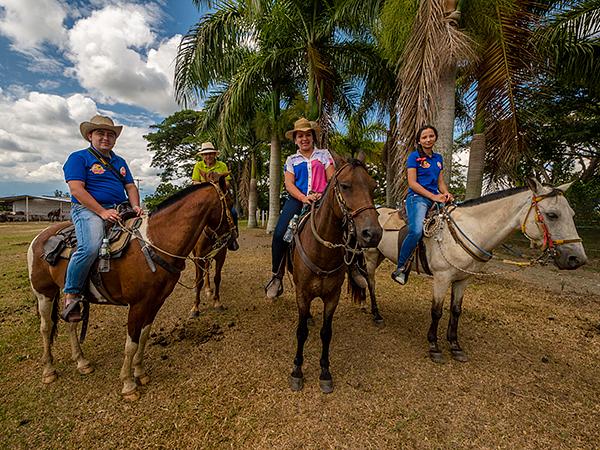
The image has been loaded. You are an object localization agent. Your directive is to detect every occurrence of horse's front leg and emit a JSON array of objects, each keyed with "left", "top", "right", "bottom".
[
  {"left": 67, "top": 321, "right": 94, "bottom": 375},
  {"left": 319, "top": 291, "right": 340, "bottom": 394},
  {"left": 212, "top": 254, "right": 225, "bottom": 310},
  {"left": 190, "top": 261, "right": 205, "bottom": 318},
  {"left": 367, "top": 253, "right": 384, "bottom": 324},
  {"left": 132, "top": 322, "right": 153, "bottom": 386},
  {"left": 428, "top": 277, "right": 450, "bottom": 363},
  {"left": 203, "top": 261, "right": 214, "bottom": 304},
  {"left": 120, "top": 303, "right": 152, "bottom": 401},
  {"left": 447, "top": 278, "right": 469, "bottom": 362},
  {"left": 290, "top": 291, "right": 311, "bottom": 392}
]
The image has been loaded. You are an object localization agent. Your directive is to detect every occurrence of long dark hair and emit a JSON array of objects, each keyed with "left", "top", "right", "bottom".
[{"left": 415, "top": 125, "right": 438, "bottom": 158}]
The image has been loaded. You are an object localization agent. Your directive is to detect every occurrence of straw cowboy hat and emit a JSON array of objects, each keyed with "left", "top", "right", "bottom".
[
  {"left": 198, "top": 142, "right": 219, "bottom": 155},
  {"left": 285, "top": 117, "right": 321, "bottom": 140},
  {"left": 79, "top": 115, "right": 123, "bottom": 141}
]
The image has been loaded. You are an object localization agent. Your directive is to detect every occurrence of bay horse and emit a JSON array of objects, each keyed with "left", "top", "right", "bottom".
[
  {"left": 27, "top": 178, "right": 234, "bottom": 400},
  {"left": 352, "top": 178, "right": 587, "bottom": 363},
  {"left": 47, "top": 208, "right": 61, "bottom": 222},
  {"left": 190, "top": 172, "right": 237, "bottom": 316},
  {"left": 289, "top": 154, "right": 382, "bottom": 393}
]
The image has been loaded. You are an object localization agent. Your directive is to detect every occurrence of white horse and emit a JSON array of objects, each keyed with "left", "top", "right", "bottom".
[{"left": 352, "top": 179, "right": 587, "bottom": 363}]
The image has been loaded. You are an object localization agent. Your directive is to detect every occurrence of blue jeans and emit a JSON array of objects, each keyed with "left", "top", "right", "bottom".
[
  {"left": 63, "top": 204, "right": 106, "bottom": 294},
  {"left": 397, "top": 194, "right": 433, "bottom": 270},
  {"left": 271, "top": 196, "right": 303, "bottom": 274}
]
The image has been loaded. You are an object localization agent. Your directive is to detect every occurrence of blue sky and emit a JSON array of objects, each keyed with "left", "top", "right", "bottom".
[{"left": 0, "top": 0, "right": 207, "bottom": 198}]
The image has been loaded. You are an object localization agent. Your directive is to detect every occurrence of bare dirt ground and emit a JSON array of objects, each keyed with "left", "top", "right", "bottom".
[{"left": 1, "top": 223, "right": 599, "bottom": 449}]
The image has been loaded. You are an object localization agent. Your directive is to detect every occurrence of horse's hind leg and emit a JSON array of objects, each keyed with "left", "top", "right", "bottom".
[
  {"left": 428, "top": 277, "right": 450, "bottom": 363},
  {"left": 36, "top": 290, "right": 59, "bottom": 383},
  {"left": 318, "top": 291, "right": 340, "bottom": 394},
  {"left": 290, "top": 293, "right": 311, "bottom": 392},
  {"left": 447, "top": 278, "right": 469, "bottom": 362},
  {"left": 66, "top": 321, "right": 93, "bottom": 375}
]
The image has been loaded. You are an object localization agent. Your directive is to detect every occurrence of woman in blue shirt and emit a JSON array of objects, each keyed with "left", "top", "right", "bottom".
[{"left": 391, "top": 125, "right": 454, "bottom": 284}]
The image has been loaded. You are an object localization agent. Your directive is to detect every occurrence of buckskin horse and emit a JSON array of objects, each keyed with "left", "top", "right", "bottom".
[
  {"left": 288, "top": 154, "right": 382, "bottom": 393},
  {"left": 190, "top": 172, "right": 238, "bottom": 316},
  {"left": 27, "top": 178, "right": 234, "bottom": 400},
  {"left": 351, "top": 179, "right": 587, "bottom": 363}
]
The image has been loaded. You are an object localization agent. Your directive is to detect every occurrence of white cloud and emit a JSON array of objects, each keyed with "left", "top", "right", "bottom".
[
  {"left": 0, "top": 89, "right": 160, "bottom": 193},
  {"left": 0, "top": 0, "right": 68, "bottom": 51},
  {"left": 65, "top": 3, "right": 180, "bottom": 115}
]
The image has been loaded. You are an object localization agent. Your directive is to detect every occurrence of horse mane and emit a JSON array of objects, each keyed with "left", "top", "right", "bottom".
[
  {"left": 149, "top": 182, "right": 213, "bottom": 215},
  {"left": 457, "top": 186, "right": 528, "bottom": 208}
]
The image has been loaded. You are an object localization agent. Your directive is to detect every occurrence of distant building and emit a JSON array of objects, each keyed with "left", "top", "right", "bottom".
[{"left": 0, "top": 195, "right": 71, "bottom": 222}]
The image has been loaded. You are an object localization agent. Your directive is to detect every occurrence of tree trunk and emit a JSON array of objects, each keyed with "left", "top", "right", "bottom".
[
  {"left": 434, "top": 66, "right": 457, "bottom": 186},
  {"left": 385, "top": 110, "right": 398, "bottom": 206},
  {"left": 465, "top": 133, "right": 486, "bottom": 199},
  {"left": 247, "top": 152, "right": 258, "bottom": 228},
  {"left": 266, "top": 132, "right": 281, "bottom": 233}
]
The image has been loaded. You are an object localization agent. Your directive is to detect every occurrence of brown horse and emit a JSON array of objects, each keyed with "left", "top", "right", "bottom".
[
  {"left": 190, "top": 172, "right": 237, "bottom": 316},
  {"left": 27, "top": 179, "right": 233, "bottom": 400},
  {"left": 47, "top": 208, "right": 61, "bottom": 222},
  {"left": 289, "top": 154, "right": 382, "bottom": 393}
]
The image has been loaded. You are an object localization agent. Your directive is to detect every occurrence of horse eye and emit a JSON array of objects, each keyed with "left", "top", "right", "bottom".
[
  {"left": 340, "top": 183, "right": 351, "bottom": 190},
  {"left": 546, "top": 211, "right": 559, "bottom": 220}
]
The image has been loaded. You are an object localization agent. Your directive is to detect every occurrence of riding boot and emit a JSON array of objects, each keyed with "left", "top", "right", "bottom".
[
  {"left": 227, "top": 237, "right": 239, "bottom": 251},
  {"left": 391, "top": 259, "right": 412, "bottom": 285},
  {"left": 265, "top": 273, "right": 283, "bottom": 298}
]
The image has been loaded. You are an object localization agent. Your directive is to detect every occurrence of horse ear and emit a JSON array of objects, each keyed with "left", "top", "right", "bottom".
[
  {"left": 218, "top": 173, "right": 228, "bottom": 192},
  {"left": 526, "top": 177, "right": 543, "bottom": 194},
  {"left": 357, "top": 151, "right": 366, "bottom": 162},
  {"left": 556, "top": 181, "right": 574, "bottom": 193},
  {"left": 330, "top": 150, "right": 345, "bottom": 168}
]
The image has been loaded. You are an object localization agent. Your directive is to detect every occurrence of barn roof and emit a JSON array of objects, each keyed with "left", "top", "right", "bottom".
[{"left": 0, "top": 195, "right": 70, "bottom": 203}]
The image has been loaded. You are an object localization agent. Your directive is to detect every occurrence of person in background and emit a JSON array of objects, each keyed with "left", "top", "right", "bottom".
[
  {"left": 192, "top": 141, "right": 239, "bottom": 250},
  {"left": 62, "top": 115, "right": 143, "bottom": 322}
]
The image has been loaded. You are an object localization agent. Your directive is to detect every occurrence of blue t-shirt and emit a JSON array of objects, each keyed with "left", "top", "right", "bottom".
[
  {"left": 63, "top": 148, "right": 134, "bottom": 205},
  {"left": 406, "top": 150, "right": 444, "bottom": 195}
]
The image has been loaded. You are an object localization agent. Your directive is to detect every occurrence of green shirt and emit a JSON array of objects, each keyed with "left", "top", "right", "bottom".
[{"left": 191, "top": 160, "right": 231, "bottom": 183}]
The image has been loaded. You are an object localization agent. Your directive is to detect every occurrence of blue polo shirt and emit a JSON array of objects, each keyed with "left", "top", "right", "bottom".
[
  {"left": 63, "top": 148, "right": 134, "bottom": 205},
  {"left": 406, "top": 150, "right": 444, "bottom": 195}
]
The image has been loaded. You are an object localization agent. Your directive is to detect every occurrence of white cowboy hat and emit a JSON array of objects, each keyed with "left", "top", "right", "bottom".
[
  {"left": 198, "top": 141, "right": 219, "bottom": 155},
  {"left": 79, "top": 115, "right": 123, "bottom": 141},
  {"left": 285, "top": 117, "right": 321, "bottom": 141}
]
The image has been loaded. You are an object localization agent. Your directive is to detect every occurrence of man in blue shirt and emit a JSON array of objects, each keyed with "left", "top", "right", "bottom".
[{"left": 61, "top": 115, "right": 143, "bottom": 322}]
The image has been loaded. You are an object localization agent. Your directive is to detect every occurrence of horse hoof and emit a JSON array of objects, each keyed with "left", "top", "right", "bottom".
[
  {"left": 289, "top": 375, "right": 304, "bottom": 392},
  {"left": 372, "top": 317, "right": 384, "bottom": 326},
  {"left": 78, "top": 364, "right": 94, "bottom": 375},
  {"left": 136, "top": 374, "right": 151, "bottom": 386},
  {"left": 429, "top": 350, "right": 445, "bottom": 364},
  {"left": 307, "top": 317, "right": 315, "bottom": 327},
  {"left": 122, "top": 389, "right": 140, "bottom": 402},
  {"left": 42, "top": 371, "right": 57, "bottom": 384},
  {"left": 319, "top": 379, "right": 334, "bottom": 394},
  {"left": 451, "top": 350, "right": 469, "bottom": 362},
  {"left": 189, "top": 310, "right": 200, "bottom": 319}
]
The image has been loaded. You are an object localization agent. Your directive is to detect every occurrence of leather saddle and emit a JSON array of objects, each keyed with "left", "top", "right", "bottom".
[
  {"left": 42, "top": 215, "right": 142, "bottom": 266},
  {"left": 386, "top": 205, "right": 439, "bottom": 277}
]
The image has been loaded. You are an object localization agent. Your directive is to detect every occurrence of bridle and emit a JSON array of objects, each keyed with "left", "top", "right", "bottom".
[
  {"left": 521, "top": 189, "right": 582, "bottom": 253},
  {"left": 295, "top": 162, "right": 377, "bottom": 276},
  {"left": 426, "top": 188, "right": 583, "bottom": 274}
]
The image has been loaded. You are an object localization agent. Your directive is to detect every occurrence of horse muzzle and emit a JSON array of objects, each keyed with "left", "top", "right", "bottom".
[
  {"left": 553, "top": 244, "right": 587, "bottom": 270},
  {"left": 357, "top": 225, "right": 383, "bottom": 248}
]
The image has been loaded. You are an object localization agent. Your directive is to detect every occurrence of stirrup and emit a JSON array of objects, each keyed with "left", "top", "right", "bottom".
[
  {"left": 61, "top": 296, "right": 84, "bottom": 322},
  {"left": 264, "top": 275, "right": 283, "bottom": 298}
]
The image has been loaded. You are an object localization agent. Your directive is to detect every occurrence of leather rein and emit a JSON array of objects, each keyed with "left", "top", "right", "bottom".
[
  {"left": 433, "top": 189, "right": 582, "bottom": 266},
  {"left": 294, "top": 162, "right": 376, "bottom": 277}
]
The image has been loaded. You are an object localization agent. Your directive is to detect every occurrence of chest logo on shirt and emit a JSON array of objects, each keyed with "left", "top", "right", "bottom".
[
  {"left": 420, "top": 160, "right": 431, "bottom": 169},
  {"left": 120, "top": 166, "right": 126, "bottom": 177},
  {"left": 437, "top": 161, "right": 442, "bottom": 169},
  {"left": 91, "top": 163, "right": 105, "bottom": 175}
]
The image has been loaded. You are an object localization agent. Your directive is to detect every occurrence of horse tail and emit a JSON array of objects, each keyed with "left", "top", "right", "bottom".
[
  {"left": 347, "top": 269, "right": 366, "bottom": 305},
  {"left": 50, "top": 292, "right": 59, "bottom": 344}
]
